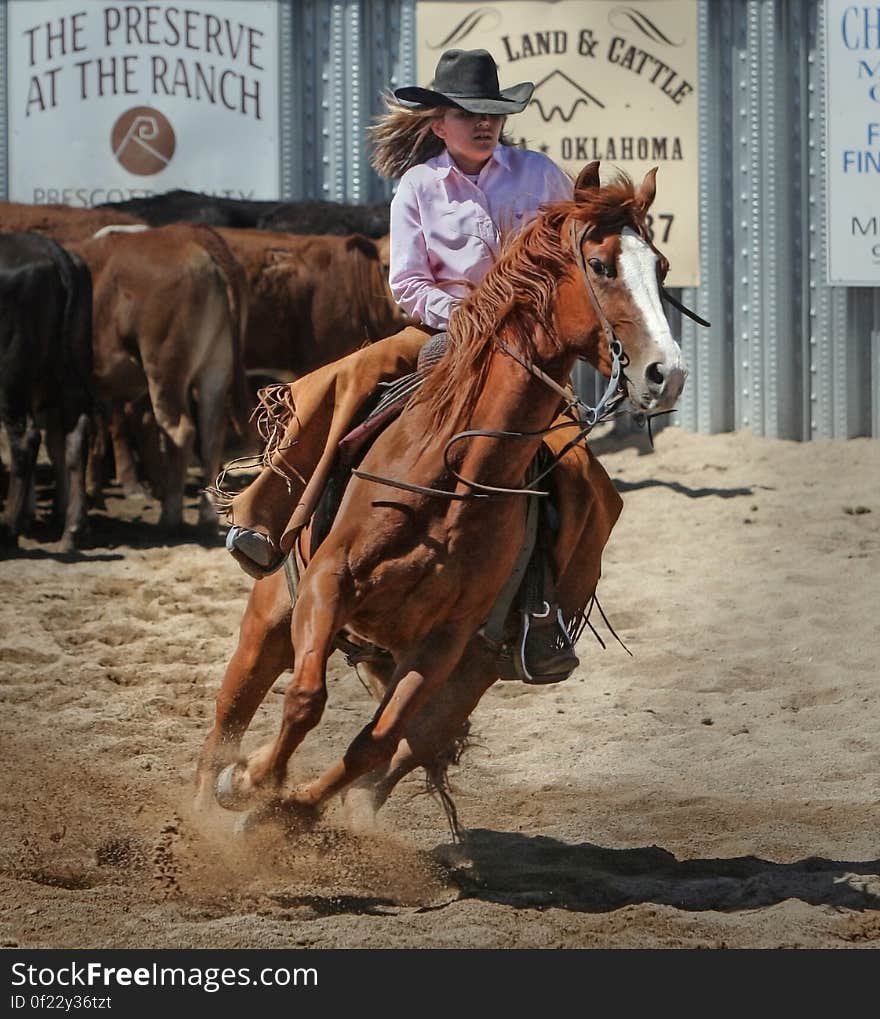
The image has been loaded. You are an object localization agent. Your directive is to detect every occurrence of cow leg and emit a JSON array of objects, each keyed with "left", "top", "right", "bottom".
[
  {"left": 194, "top": 363, "right": 234, "bottom": 529},
  {"left": 195, "top": 571, "right": 294, "bottom": 810},
  {"left": 43, "top": 408, "right": 68, "bottom": 529},
  {"left": 109, "top": 404, "right": 147, "bottom": 496},
  {"left": 59, "top": 412, "right": 91, "bottom": 551},
  {"left": 154, "top": 415, "right": 195, "bottom": 533},
  {"left": 86, "top": 408, "right": 110, "bottom": 510},
  {"left": 0, "top": 417, "right": 40, "bottom": 546}
]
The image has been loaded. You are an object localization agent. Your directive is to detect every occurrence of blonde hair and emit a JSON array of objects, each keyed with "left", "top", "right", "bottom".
[{"left": 369, "top": 92, "right": 516, "bottom": 180}]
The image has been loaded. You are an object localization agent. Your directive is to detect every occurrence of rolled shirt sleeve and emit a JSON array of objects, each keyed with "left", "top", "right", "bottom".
[{"left": 389, "top": 175, "right": 462, "bottom": 330}]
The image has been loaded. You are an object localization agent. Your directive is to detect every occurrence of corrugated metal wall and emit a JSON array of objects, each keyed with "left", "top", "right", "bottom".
[
  {"left": 278, "top": 0, "right": 416, "bottom": 205},
  {"left": 274, "top": 0, "right": 879, "bottom": 441},
  {"left": 1, "top": 0, "right": 877, "bottom": 438}
]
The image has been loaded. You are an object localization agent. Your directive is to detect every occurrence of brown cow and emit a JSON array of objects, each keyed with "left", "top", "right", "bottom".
[
  {"left": 69, "top": 224, "right": 249, "bottom": 530},
  {"left": 0, "top": 201, "right": 144, "bottom": 243},
  {"left": 215, "top": 228, "right": 410, "bottom": 379}
]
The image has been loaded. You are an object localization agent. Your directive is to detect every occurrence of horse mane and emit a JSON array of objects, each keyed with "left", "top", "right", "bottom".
[{"left": 411, "top": 172, "right": 646, "bottom": 438}]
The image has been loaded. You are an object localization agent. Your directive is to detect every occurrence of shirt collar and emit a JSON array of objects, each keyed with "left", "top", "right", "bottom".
[
  {"left": 432, "top": 144, "right": 511, "bottom": 180},
  {"left": 491, "top": 144, "right": 514, "bottom": 173}
]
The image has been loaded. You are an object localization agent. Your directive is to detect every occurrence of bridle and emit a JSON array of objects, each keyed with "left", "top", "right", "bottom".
[{"left": 352, "top": 216, "right": 708, "bottom": 501}]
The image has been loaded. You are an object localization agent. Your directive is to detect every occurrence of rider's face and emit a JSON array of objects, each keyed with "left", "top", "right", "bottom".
[{"left": 431, "top": 108, "right": 505, "bottom": 175}]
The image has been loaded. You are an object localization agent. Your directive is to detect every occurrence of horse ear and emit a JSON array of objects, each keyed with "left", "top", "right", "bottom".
[
  {"left": 574, "top": 161, "right": 601, "bottom": 191},
  {"left": 636, "top": 167, "right": 658, "bottom": 212}
]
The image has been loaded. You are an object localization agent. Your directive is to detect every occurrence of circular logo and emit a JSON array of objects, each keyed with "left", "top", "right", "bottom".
[{"left": 111, "top": 107, "right": 176, "bottom": 176}]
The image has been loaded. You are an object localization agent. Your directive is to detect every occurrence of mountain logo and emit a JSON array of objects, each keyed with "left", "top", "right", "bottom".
[{"left": 529, "top": 71, "right": 605, "bottom": 123}]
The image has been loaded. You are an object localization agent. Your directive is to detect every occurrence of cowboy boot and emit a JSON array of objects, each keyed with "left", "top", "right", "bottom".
[{"left": 519, "top": 601, "right": 580, "bottom": 684}]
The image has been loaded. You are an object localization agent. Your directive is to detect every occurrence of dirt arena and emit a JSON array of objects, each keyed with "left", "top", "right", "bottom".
[{"left": 1, "top": 425, "right": 878, "bottom": 949}]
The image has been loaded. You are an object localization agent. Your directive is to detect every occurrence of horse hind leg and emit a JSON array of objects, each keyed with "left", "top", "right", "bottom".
[
  {"left": 287, "top": 622, "right": 474, "bottom": 819},
  {"left": 341, "top": 637, "right": 497, "bottom": 838}
]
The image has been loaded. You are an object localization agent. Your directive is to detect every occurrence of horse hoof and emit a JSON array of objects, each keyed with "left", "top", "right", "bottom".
[
  {"left": 214, "top": 763, "right": 251, "bottom": 811},
  {"left": 232, "top": 808, "right": 268, "bottom": 840},
  {"left": 231, "top": 801, "right": 285, "bottom": 840},
  {"left": 340, "top": 788, "right": 379, "bottom": 834},
  {"left": 279, "top": 798, "right": 322, "bottom": 836},
  {"left": 233, "top": 799, "right": 321, "bottom": 840}
]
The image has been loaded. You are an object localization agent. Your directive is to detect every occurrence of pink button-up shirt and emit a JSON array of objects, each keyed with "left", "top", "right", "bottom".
[{"left": 389, "top": 145, "right": 574, "bottom": 330}]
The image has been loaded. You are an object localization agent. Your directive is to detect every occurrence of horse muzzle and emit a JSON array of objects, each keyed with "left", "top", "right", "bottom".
[{"left": 629, "top": 360, "right": 688, "bottom": 413}]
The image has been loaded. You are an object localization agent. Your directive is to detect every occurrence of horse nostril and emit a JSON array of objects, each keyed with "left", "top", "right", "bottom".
[{"left": 646, "top": 362, "right": 665, "bottom": 389}]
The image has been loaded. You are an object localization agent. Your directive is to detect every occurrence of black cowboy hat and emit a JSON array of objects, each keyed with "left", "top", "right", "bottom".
[{"left": 394, "top": 48, "right": 534, "bottom": 115}]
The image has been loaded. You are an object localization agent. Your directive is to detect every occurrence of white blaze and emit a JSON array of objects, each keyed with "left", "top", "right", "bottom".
[{"left": 617, "top": 227, "right": 683, "bottom": 368}]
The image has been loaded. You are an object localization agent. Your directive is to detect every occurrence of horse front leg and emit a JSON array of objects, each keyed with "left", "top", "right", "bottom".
[
  {"left": 216, "top": 552, "right": 350, "bottom": 816},
  {"left": 287, "top": 621, "right": 474, "bottom": 817},
  {"left": 197, "top": 570, "right": 293, "bottom": 810}
]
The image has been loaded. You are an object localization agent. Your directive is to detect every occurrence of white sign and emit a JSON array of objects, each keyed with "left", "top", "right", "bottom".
[
  {"left": 415, "top": 1, "right": 700, "bottom": 286},
  {"left": 825, "top": 0, "right": 880, "bottom": 284},
  {"left": 7, "top": 0, "right": 280, "bottom": 205}
]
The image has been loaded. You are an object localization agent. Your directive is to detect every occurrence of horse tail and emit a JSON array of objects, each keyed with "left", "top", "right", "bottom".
[
  {"left": 191, "top": 225, "right": 252, "bottom": 436},
  {"left": 423, "top": 720, "right": 473, "bottom": 844}
]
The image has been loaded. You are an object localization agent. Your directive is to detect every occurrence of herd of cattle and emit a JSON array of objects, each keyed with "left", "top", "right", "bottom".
[{"left": 0, "top": 190, "right": 408, "bottom": 550}]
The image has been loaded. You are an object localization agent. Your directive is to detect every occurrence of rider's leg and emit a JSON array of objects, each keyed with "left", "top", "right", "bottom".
[
  {"left": 508, "top": 425, "right": 623, "bottom": 684},
  {"left": 224, "top": 325, "right": 430, "bottom": 576}
]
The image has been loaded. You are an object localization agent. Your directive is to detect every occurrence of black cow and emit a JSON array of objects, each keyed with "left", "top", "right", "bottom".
[
  {"left": 256, "top": 199, "right": 390, "bottom": 238},
  {"left": 0, "top": 233, "right": 93, "bottom": 551},
  {"left": 97, "top": 190, "right": 390, "bottom": 237},
  {"left": 95, "top": 189, "right": 278, "bottom": 227}
]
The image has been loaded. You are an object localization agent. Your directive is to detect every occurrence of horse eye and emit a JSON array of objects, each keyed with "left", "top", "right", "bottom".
[{"left": 587, "top": 258, "right": 608, "bottom": 277}]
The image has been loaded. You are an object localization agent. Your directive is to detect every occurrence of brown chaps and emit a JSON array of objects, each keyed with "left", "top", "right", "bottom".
[{"left": 227, "top": 325, "right": 622, "bottom": 616}]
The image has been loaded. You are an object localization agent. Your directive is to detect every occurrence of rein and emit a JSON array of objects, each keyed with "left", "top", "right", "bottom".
[
  {"left": 351, "top": 217, "right": 706, "bottom": 501},
  {"left": 660, "top": 287, "right": 711, "bottom": 328}
]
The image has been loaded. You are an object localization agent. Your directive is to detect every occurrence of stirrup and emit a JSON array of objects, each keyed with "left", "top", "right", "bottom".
[{"left": 496, "top": 606, "right": 580, "bottom": 685}]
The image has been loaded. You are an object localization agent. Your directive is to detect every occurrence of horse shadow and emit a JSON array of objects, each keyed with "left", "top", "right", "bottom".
[
  {"left": 612, "top": 478, "right": 755, "bottom": 499},
  {"left": 432, "top": 829, "right": 880, "bottom": 914},
  {"left": 78, "top": 512, "right": 224, "bottom": 552}
]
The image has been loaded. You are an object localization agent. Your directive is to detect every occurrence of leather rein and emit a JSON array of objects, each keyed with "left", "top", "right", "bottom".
[{"left": 352, "top": 218, "right": 709, "bottom": 501}]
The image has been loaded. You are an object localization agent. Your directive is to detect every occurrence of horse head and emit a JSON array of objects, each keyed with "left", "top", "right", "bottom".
[{"left": 557, "top": 161, "right": 688, "bottom": 415}]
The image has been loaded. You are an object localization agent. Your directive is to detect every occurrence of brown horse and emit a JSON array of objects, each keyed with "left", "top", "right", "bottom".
[{"left": 198, "top": 162, "right": 687, "bottom": 832}]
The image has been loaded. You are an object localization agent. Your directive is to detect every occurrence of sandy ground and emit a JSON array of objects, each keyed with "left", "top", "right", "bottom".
[{"left": 1, "top": 424, "right": 878, "bottom": 950}]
